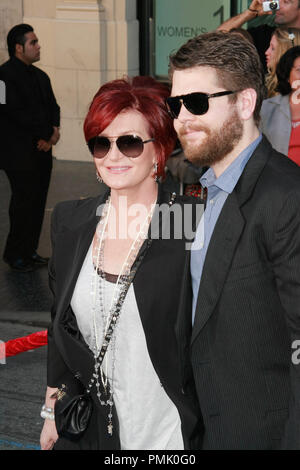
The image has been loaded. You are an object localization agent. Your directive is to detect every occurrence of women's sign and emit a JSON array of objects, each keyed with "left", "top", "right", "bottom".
[{"left": 154, "top": 0, "right": 231, "bottom": 78}]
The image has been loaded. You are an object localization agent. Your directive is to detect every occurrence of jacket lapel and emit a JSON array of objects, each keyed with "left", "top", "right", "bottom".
[
  {"left": 191, "top": 193, "right": 245, "bottom": 342},
  {"left": 56, "top": 185, "right": 170, "bottom": 321},
  {"left": 134, "top": 186, "right": 194, "bottom": 362},
  {"left": 191, "top": 136, "right": 272, "bottom": 344},
  {"left": 56, "top": 193, "right": 108, "bottom": 315},
  {"left": 133, "top": 183, "right": 177, "bottom": 263}
]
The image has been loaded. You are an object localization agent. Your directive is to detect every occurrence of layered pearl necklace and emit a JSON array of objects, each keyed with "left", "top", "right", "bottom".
[{"left": 88, "top": 194, "right": 156, "bottom": 435}]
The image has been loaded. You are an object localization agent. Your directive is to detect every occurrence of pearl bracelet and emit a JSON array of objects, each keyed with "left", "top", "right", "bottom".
[{"left": 40, "top": 404, "right": 55, "bottom": 420}]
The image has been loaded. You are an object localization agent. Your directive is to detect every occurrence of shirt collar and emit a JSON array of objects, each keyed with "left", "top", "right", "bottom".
[
  {"left": 11, "top": 56, "right": 34, "bottom": 71},
  {"left": 200, "top": 134, "right": 262, "bottom": 194}
]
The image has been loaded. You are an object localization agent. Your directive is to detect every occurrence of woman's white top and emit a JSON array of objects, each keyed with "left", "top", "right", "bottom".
[{"left": 70, "top": 242, "right": 184, "bottom": 450}]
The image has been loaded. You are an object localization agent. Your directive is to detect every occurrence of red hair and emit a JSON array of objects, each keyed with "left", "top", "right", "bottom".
[{"left": 83, "top": 76, "right": 177, "bottom": 178}]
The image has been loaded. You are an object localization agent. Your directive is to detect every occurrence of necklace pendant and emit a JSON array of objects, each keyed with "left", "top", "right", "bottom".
[{"left": 108, "top": 422, "right": 113, "bottom": 435}]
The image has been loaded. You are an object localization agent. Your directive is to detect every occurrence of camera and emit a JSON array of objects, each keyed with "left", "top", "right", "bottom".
[{"left": 263, "top": 1, "right": 280, "bottom": 12}]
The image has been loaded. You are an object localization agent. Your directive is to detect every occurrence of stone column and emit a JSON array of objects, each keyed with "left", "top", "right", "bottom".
[
  {"left": 23, "top": 0, "right": 139, "bottom": 162},
  {"left": 0, "top": 0, "right": 23, "bottom": 64}
]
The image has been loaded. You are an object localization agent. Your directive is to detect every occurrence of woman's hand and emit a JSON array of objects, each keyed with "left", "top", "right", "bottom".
[
  {"left": 40, "top": 386, "right": 59, "bottom": 450},
  {"left": 40, "top": 418, "right": 58, "bottom": 450}
]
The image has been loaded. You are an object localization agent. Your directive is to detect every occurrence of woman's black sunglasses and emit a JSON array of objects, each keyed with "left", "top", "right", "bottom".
[
  {"left": 87, "top": 134, "right": 155, "bottom": 159},
  {"left": 166, "top": 90, "right": 239, "bottom": 119}
]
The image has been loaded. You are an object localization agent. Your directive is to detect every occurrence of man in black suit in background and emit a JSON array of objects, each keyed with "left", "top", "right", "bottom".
[
  {"left": 0, "top": 24, "right": 60, "bottom": 272},
  {"left": 169, "top": 31, "right": 300, "bottom": 449}
]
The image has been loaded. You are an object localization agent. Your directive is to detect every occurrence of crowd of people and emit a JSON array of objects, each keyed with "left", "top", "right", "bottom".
[
  {"left": 1, "top": 0, "right": 300, "bottom": 452},
  {"left": 219, "top": 0, "right": 300, "bottom": 163}
]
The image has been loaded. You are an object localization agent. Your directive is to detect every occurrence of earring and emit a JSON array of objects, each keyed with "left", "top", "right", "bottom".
[
  {"left": 154, "top": 163, "right": 159, "bottom": 183},
  {"left": 96, "top": 171, "right": 103, "bottom": 183}
]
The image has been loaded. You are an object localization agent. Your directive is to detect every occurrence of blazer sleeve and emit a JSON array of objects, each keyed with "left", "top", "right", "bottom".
[
  {"left": 271, "top": 190, "right": 300, "bottom": 449},
  {"left": 259, "top": 103, "right": 266, "bottom": 135},
  {"left": 47, "top": 204, "right": 69, "bottom": 387},
  {"left": 259, "top": 99, "right": 272, "bottom": 138},
  {"left": 46, "top": 74, "right": 60, "bottom": 128}
]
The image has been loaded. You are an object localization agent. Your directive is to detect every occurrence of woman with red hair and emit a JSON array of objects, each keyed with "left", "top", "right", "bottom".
[{"left": 40, "top": 76, "right": 202, "bottom": 451}]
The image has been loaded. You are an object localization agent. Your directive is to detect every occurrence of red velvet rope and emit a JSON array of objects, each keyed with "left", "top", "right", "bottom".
[{"left": 4, "top": 330, "right": 48, "bottom": 357}]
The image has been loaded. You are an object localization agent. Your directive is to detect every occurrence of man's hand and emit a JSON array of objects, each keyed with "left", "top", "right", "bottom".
[
  {"left": 37, "top": 139, "right": 52, "bottom": 152},
  {"left": 249, "top": 0, "right": 273, "bottom": 17},
  {"left": 37, "top": 127, "right": 60, "bottom": 152},
  {"left": 217, "top": 0, "right": 272, "bottom": 31}
]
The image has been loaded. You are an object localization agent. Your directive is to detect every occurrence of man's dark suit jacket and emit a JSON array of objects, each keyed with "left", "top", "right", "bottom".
[
  {"left": 0, "top": 56, "right": 60, "bottom": 170},
  {"left": 47, "top": 185, "right": 203, "bottom": 450},
  {"left": 178, "top": 136, "right": 300, "bottom": 449}
]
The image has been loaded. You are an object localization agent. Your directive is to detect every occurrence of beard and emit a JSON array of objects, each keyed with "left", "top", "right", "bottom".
[{"left": 178, "top": 108, "right": 244, "bottom": 168}]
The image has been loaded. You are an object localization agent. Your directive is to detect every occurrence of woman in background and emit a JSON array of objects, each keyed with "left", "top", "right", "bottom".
[
  {"left": 265, "top": 27, "right": 300, "bottom": 97},
  {"left": 260, "top": 46, "right": 300, "bottom": 165}
]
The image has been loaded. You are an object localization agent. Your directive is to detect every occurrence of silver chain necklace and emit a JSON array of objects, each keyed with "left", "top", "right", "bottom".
[{"left": 89, "top": 195, "right": 156, "bottom": 435}]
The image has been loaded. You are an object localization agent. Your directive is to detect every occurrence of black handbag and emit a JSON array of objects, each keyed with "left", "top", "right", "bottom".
[{"left": 52, "top": 371, "right": 93, "bottom": 441}]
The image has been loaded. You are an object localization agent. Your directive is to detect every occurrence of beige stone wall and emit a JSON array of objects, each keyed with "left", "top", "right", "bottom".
[
  {"left": 21, "top": 0, "right": 139, "bottom": 161},
  {"left": 0, "top": 0, "right": 23, "bottom": 64}
]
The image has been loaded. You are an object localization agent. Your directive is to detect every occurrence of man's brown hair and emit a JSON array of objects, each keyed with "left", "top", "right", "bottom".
[{"left": 169, "top": 31, "right": 267, "bottom": 125}]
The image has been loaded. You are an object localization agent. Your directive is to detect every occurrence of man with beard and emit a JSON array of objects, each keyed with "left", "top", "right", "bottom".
[{"left": 168, "top": 31, "right": 300, "bottom": 449}]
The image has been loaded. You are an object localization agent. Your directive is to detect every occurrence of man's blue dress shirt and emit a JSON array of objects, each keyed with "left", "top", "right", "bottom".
[{"left": 191, "top": 134, "right": 262, "bottom": 323}]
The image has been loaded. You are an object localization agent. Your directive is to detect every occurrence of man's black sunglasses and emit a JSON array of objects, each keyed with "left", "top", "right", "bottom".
[
  {"left": 87, "top": 134, "right": 154, "bottom": 159},
  {"left": 166, "top": 90, "right": 239, "bottom": 119}
]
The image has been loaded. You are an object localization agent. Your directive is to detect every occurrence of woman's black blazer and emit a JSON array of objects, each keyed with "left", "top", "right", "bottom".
[{"left": 47, "top": 184, "right": 203, "bottom": 450}]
